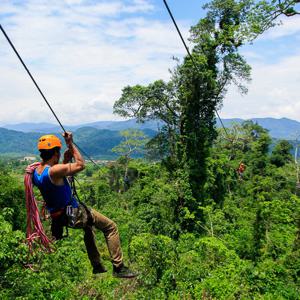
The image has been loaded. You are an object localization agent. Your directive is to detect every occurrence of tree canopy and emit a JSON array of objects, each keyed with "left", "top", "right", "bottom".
[{"left": 1, "top": 0, "right": 300, "bottom": 298}]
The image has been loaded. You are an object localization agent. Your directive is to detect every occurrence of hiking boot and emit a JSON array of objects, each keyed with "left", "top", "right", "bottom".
[
  {"left": 113, "top": 264, "right": 137, "bottom": 279},
  {"left": 93, "top": 263, "right": 107, "bottom": 274}
]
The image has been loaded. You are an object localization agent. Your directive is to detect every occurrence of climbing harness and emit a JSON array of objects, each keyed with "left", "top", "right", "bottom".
[{"left": 69, "top": 176, "right": 94, "bottom": 227}]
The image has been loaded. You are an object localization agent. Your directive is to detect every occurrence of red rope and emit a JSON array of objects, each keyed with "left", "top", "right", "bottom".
[{"left": 24, "top": 163, "right": 53, "bottom": 253}]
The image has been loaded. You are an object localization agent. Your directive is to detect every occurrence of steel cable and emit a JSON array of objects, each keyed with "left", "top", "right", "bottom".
[{"left": 0, "top": 24, "right": 99, "bottom": 167}]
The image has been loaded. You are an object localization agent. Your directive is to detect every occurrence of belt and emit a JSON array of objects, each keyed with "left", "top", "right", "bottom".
[{"left": 50, "top": 208, "right": 65, "bottom": 219}]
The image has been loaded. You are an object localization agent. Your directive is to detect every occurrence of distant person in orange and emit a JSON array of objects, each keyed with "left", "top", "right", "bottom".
[{"left": 237, "top": 162, "right": 246, "bottom": 180}]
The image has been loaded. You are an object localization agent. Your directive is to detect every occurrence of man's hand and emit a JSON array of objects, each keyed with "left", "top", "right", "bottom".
[
  {"left": 63, "top": 132, "right": 73, "bottom": 148},
  {"left": 63, "top": 149, "right": 73, "bottom": 164},
  {"left": 50, "top": 131, "right": 84, "bottom": 179}
]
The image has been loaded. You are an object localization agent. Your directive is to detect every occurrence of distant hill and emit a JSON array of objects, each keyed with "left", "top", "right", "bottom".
[
  {"left": 0, "top": 127, "right": 157, "bottom": 158},
  {"left": 3, "top": 117, "right": 300, "bottom": 139},
  {"left": 2, "top": 117, "right": 300, "bottom": 157},
  {"left": 0, "top": 128, "right": 40, "bottom": 155},
  {"left": 3, "top": 119, "right": 162, "bottom": 133},
  {"left": 216, "top": 117, "right": 300, "bottom": 139}
]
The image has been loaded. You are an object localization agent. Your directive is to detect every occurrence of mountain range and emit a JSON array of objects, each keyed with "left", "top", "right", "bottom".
[
  {"left": 1, "top": 117, "right": 300, "bottom": 157},
  {"left": 0, "top": 126, "right": 156, "bottom": 158},
  {"left": 2, "top": 119, "right": 163, "bottom": 133},
  {"left": 217, "top": 118, "right": 300, "bottom": 140},
  {"left": 3, "top": 117, "right": 300, "bottom": 140}
]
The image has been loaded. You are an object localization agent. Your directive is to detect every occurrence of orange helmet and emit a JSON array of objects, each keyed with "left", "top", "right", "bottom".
[{"left": 38, "top": 135, "right": 62, "bottom": 150}]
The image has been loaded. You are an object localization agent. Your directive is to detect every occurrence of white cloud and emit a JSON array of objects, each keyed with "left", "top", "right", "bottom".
[
  {"left": 260, "top": 16, "right": 300, "bottom": 40},
  {"left": 3, "top": 0, "right": 298, "bottom": 127},
  {"left": 0, "top": 0, "right": 188, "bottom": 125},
  {"left": 222, "top": 52, "right": 300, "bottom": 120}
]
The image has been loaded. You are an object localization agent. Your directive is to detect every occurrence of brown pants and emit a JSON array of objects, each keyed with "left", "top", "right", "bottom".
[{"left": 51, "top": 205, "right": 123, "bottom": 268}]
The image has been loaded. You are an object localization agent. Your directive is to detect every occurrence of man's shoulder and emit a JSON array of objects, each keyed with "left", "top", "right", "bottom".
[{"left": 49, "top": 163, "right": 69, "bottom": 181}]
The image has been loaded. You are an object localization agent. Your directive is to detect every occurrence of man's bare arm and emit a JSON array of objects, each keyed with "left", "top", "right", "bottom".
[{"left": 50, "top": 132, "right": 85, "bottom": 178}]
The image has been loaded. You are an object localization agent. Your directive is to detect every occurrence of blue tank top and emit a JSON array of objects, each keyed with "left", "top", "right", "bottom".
[{"left": 32, "top": 166, "right": 78, "bottom": 213}]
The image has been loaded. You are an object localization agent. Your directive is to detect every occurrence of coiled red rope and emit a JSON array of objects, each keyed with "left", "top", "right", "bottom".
[{"left": 24, "top": 162, "right": 53, "bottom": 253}]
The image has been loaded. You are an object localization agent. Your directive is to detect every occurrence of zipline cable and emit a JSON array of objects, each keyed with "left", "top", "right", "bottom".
[
  {"left": 0, "top": 24, "right": 67, "bottom": 133},
  {"left": 0, "top": 24, "right": 99, "bottom": 167},
  {"left": 162, "top": 0, "right": 230, "bottom": 137},
  {"left": 74, "top": 145, "right": 99, "bottom": 167}
]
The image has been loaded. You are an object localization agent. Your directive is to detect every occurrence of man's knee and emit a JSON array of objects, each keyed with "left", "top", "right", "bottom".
[
  {"left": 108, "top": 220, "right": 118, "bottom": 232},
  {"left": 102, "top": 219, "right": 119, "bottom": 237}
]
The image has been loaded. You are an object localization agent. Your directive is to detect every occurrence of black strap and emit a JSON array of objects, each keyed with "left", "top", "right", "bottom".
[{"left": 69, "top": 176, "right": 94, "bottom": 226}]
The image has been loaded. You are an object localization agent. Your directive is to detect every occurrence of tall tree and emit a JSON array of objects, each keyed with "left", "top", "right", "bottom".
[
  {"left": 114, "top": 0, "right": 252, "bottom": 232},
  {"left": 114, "top": 80, "right": 180, "bottom": 164},
  {"left": 175, "top": 0, "right": 253, "bottom": 230}
]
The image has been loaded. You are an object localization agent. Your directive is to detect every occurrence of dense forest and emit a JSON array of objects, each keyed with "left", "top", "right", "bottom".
[
  {"left": 1, "top": 122, "right": 299, "bottom": 299},
  {"left": 1, "top": 0, "right": 300, "bottom": 299}
]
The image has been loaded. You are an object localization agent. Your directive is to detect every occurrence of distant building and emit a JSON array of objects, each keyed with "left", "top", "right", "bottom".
[{"left": 21, "top": 156, "right": 36, "bottom": 162}]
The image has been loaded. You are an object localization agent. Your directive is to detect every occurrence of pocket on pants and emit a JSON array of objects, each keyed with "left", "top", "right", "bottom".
[{"left": 71, "top": 205, "right": 89, "bottom": 229}]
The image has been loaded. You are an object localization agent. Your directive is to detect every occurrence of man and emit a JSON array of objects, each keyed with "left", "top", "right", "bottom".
[
  {"left": 32, "top": 132, "right": 136, "bottom": 278},
  {"left": 237, "top": 162, "right": 246, "bottom": 180}
]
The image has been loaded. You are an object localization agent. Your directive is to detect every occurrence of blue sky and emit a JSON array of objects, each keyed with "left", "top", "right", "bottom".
[{"left": 0, "top": 0, "right": 300, "bottom": 125}]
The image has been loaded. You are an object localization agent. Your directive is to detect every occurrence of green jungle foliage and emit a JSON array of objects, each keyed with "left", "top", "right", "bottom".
[
  {"left": 0, "top": 122, "right": 300, "bottom": 299},
  {"left": 1, "top": 1, "right": 300, "bottom": 299}
]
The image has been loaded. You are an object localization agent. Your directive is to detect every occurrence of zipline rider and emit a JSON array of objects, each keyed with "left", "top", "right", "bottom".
[{"left": 33, "top": 132, "right": 136, "bottom": 278}]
